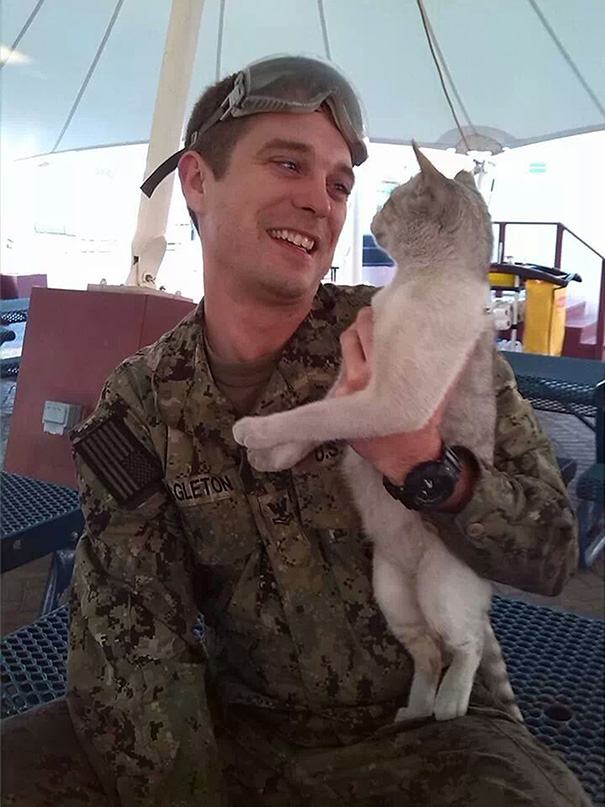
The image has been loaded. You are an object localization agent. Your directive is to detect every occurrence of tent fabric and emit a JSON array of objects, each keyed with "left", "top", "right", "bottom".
[{"left": 2, "top": 0, "right": 604, "bottom": 161}]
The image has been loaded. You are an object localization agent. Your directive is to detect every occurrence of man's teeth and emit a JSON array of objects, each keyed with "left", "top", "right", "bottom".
[{"left": 269, "top": 229, "right": 315, "bottom": 252}]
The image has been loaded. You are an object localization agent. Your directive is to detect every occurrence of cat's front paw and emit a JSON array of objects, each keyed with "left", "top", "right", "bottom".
[
  {"left": 247, "top": 442, "right": 313, "bottom": 472},
  {"left": 232, "top": 416, "right": 272, "bottom": 449}
]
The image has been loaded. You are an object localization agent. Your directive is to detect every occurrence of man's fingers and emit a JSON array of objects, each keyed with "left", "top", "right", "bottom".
[
  {"left": 335, "top": 308, "right": 372, "bottom": 394},
  {"left": 354, "top": 307, "right": 374, "bottom": 355},
  {"left": 339, "top": 327, "right": 369, "bottom": 392},
  {"left": 332, "top": 307, "right": 375, "bottom": 397}
]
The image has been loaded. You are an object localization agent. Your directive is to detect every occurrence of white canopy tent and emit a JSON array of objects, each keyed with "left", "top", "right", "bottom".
[{"left": 2, "top": 0, "right": 604, "bottom": 286}]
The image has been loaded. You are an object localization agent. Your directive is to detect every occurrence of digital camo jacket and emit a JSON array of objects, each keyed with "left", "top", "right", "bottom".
[{"left": 67, "top": 283, "right": 578, "bottom": 806}]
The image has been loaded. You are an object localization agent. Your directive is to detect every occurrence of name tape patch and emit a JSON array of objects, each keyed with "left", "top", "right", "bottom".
[{"left": 171, "top": 474, "right": 234, "bottom": 504}]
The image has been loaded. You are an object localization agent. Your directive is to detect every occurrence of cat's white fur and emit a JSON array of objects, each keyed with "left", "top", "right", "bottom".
[{"left": 233, "top": 145, "right": 522, "bottom": 722}]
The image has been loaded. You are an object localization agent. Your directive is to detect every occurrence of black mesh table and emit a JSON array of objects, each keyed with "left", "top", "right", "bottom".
[
  {"left": 0, "top": 298, "right": 29, "bottom": 327},
  {"left": 490, "top": 597, "right": 604, "bottom": 804},
  {"left": 0, "top": 358, "right": 21, "bottom": 379},
  {"left": 502, "top": 351, "right": 604, "bottom": 453},
  {"left": 0, "top": 299, "right": 28, "bottom": 377},
  {"left": 503, "top": 351, "right": 605, "bottom": 566},
  {"left": 0, "top": 472, "right": 84, "bottom": 572},
  {"left": 1, "top": 606, "right": 69, "bottom": 715},
  {"left": 1, "top": 598, "right": 603, "bottom": 804}
]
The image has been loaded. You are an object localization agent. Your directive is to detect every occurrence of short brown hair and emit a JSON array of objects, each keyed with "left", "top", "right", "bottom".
[
  {"left": 185, "top": 73, "right": 255, "bottom": 179},
  {"left": 183, "top": 74, "right": 253, "bottom": 232}
]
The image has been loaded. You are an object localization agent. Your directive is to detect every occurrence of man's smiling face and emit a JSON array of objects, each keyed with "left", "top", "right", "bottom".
[{"left": 190, "top": 109, "right": 355, "bottom": 304}]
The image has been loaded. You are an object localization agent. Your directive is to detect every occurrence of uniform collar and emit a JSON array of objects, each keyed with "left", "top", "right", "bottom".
[{"left": 151, "top": 286, "right": 343, "bottom": 445}]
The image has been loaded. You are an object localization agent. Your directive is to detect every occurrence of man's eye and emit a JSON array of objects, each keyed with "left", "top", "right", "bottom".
[
  {"left": 332, "top": 182, "right": 352, "bottom": 197},
  {"left": 279, "top": 160, "right": 299, "bottom": 172}
]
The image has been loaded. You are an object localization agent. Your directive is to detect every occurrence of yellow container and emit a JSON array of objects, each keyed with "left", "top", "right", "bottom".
[
  {"left": 489, "top": 272, "right": 518, "bottom": 287},
  {"left": 524, "top": 280, "right": 567, "bottom": 356}
]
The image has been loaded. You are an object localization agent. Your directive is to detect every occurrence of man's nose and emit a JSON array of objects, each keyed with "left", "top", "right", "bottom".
[{"left": 293, "top": 175, "right": 331, "bottom": 218}]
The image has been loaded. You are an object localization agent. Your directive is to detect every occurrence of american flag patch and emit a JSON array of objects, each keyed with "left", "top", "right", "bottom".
[{"left": 73, "top": 415, "right": 163, "bottom": 507}]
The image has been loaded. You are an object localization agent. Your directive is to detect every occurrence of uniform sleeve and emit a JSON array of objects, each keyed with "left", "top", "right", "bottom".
[
  {"left": 67, "top": 360, "right": 226, "bottom": 806},
  {"left": 427, "top": 351, "right": 578, "bottom": 596}
]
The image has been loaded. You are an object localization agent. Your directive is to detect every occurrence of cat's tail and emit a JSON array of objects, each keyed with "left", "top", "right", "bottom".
[{"left": 480, "top": 622, "right": 524, "bottom": 722}]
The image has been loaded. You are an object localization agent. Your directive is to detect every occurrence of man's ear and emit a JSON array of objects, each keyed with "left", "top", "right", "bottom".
[{"left": 178, "top": 151, "right": 212, "bottom": 215}]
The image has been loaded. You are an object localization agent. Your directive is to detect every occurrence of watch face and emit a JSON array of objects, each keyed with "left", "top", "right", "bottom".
[
  {"left": 382, "top": 445, "right": 463, "bottom": 511},
  {"left": 413, "top": 465, "right": 456, "bottom": 506}
]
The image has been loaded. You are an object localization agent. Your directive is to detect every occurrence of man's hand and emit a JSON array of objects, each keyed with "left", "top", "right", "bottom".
[
  {"left": 333, "top": 307, "right": 442, "bottom": 482},
  {"left": 333, "top": 307, "right": 476, "bottom": 512}
]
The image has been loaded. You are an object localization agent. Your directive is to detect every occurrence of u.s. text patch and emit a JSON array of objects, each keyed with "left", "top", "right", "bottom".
[{"left": 73, "top": 415, "right": 163, "bottom": 507}]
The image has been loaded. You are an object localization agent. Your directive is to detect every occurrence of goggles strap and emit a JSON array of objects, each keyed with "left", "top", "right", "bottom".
[
  {"left": 140, "top": 77, "right": 242, "bottom": 197},
  {"left": 140, "top": 148, "right": 186, "bottom": 198}
]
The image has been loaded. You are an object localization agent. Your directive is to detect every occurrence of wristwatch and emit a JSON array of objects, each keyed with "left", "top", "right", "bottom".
[{"left": 382, "top": 444, "right": 465, "bottom": 511}]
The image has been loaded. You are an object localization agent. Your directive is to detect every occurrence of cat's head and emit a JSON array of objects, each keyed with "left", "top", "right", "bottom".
[{"left": 371, "top": 143, "right": 493, "bottom": 274}]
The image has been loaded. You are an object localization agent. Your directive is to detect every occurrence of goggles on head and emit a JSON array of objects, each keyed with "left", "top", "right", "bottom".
[{"left": 140, "top": 55, "right": 367, "bottom": 198}]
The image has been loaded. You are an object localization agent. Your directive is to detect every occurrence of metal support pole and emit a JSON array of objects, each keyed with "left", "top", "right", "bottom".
[
  {"left": 497, "top": 222, "right": 506, "bottom": 263},
  {"left": 554, "top": 223, "right": 564, "bottom": 269},
  {"left": 126, "top": 0, "right": 206, "bottom": 288},
  {"left": 350, "top": 179, "right": 363, "bottom": 285},
  {"left": 596, "top": 258, "right": 605, "bottom": 360}
]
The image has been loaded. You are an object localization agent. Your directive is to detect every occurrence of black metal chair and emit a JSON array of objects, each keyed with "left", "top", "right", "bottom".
[
  {"left": 0, "top": 472, "right": 84, "bottom": 616},
  {"left": 0, "top": 298, "right": 29, "bottom": 379},
  {"left": 503, "top": 351, "right": 605, "bottom": 566}
]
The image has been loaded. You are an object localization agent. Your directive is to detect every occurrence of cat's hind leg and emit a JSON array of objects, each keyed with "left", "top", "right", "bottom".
[
  {"left": 417, "top": 542, "right": 491, "bottom": 721},
  {"left": 433, "top": 635, "right": 484, "bottom": 721},
  {"left": 373, "top": 552, "right": 442, "bottom": 722}
]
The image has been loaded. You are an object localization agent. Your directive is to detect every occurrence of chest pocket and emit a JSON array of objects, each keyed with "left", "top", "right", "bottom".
[
  {"left": 165, "top": 428, "right": 259, "bottom": 566},
  {"left": 178, "top": 491, "right": 260, "bottom": 566},
  {"left": 293, "top": 441, "right": 360, "bottom": 532}
]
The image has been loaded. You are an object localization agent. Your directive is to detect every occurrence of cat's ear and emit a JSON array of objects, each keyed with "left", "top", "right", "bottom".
[
  {"left": 411, "top": 141, "right": 452, "bottom": 213},
  {"left": 454, "top": 170, "right": 477, "bottom": 190},
  {"left": 412, "top": 141, "right": 445, "bottom": 186}
]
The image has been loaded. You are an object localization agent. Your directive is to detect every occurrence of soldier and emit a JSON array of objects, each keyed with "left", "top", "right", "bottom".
[{"left": 1, "top": 55, "right": 591, "bottom": 806}]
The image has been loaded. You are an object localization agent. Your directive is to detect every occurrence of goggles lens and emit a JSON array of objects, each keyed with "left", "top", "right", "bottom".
[{"left": 141, "top": 55, "right": 367, "bottom": 198}]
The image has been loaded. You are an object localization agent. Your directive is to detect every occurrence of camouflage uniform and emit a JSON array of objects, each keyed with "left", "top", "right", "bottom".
[{"left": 1, "top": 284, "right": 589, "bottom": 806}]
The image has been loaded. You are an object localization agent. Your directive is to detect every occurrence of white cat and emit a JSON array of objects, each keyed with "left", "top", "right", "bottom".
[{"left": 233, "top": 145, "right": 522, "bottom": 723}]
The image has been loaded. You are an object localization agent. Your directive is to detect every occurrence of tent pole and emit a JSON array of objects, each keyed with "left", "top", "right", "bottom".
[
  {"left": 350, "top": 178, "right": 363, "bottom": 285},
  {"left": 126, "top": 0, "right": 206, "bottom": 288}
]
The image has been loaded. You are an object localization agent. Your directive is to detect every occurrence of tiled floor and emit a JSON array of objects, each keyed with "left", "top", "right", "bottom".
[
  {"left": 492, "top": 554, "right": 604, "bottom": 619},
  {"left": 491, "top": 409, "right": 604, "bottom": 620},
  {"left": 1, "top": 380, "right": 603, "bottom": 636},
  {"left": 1, "top": 555, "right": 52, "bottom": 635}
]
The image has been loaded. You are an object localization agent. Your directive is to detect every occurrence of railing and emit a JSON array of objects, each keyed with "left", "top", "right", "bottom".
[{"left": 494, "top": 222, "right": 605, "bottom": 360}]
